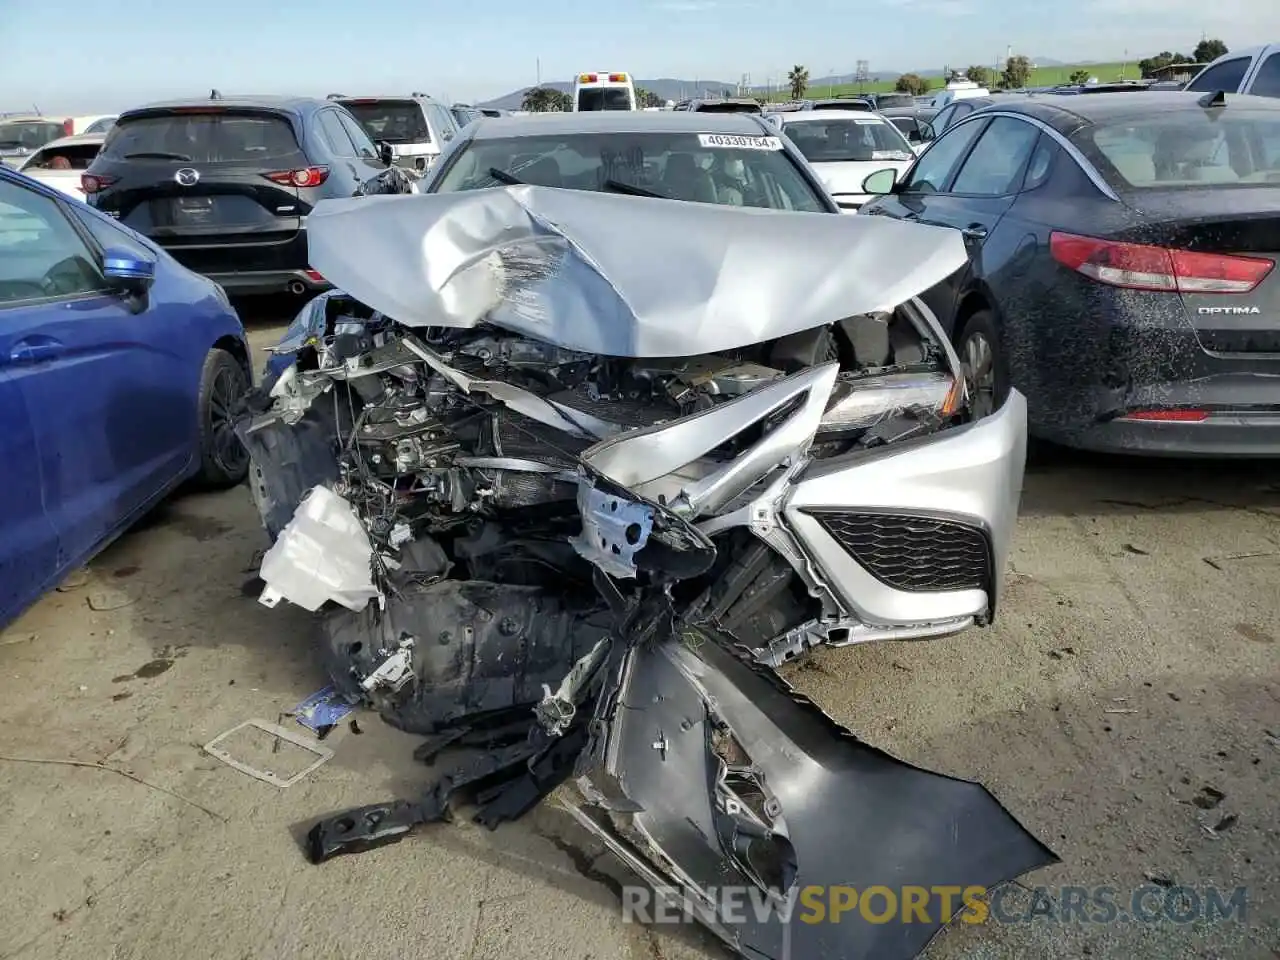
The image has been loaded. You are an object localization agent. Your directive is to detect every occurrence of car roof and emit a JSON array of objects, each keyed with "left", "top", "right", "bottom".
[
  {"left": 119, "top": 95, "right": 328, "bottom": 120},
  {"left": 0, "top": 115, "right": 62, "bottom": 124},
  {"left": 32, "top": 133, "right": 107, "bottom": 148},
  {"left": 466, "top": 110, "right": 774, "bottom": 139},
  {"left": 334, "top": 94, "right": 444, "bottom": 103},
  {"left": 971, "top": 90, "right": 1280, "bottom": 134},
  {"left": 777, "top": 110, "right": 888, "bottom": 122}
]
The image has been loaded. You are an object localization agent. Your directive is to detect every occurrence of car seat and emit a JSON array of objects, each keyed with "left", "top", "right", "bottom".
[{"left": 662, "top": 154, "right": 716, "bottom": 203}]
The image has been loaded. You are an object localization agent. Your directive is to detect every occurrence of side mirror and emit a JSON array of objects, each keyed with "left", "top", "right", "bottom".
[
  {"left": 919, "top": 124, "right": 936, "bottom": 141},
  {"left": 102, "top": 247, "right": 155, "bottom": 294},
  {"left": 377, "top": 140, "right": 395, "bottom": 167},
  {"left": 861, "top": 168, "right": 899, "bottom": 195}
]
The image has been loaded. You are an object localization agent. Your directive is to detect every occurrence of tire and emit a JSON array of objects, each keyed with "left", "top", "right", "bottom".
[
  {"left": 954, "top": 309, "right": 1009, "bottom": 421},
  {"left": 195, "top": 348, "right": 251, "bottom": 488}
]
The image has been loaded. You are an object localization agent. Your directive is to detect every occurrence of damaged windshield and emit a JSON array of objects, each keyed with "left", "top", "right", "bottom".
[
  {"left": 432, "top": 131, "right": 831, "bottom": 211},
  {"left": 783, "top": 117, "right": 915, "bottom": 163}
]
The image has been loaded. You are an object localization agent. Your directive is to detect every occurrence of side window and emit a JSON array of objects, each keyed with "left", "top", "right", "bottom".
[
  {"left": 932, "top": 104, "right": 957, "bottom": 133},
  {"left": 1186, "top": 57, "right": 1250, "bottom": 94},
  {"left": 430, "top": 104, "right": 456, "bottom": 141},
  {"left": 0, "top": 179, "right": 107, "bottom": 306},
  {"left": 1020, "top": 133, "right": 1057, "bottom": 191},
  {"left": 68, "top": 205, "right": 155, "bottom": 259},
  {"left": 337, "top": 112, "right": 378, "bottom": 159},
  {"left": 318, "top": 110, "right": 356, "bottom": 157},
  {"left": 950, "top": 117, "right": 1042, "bottom": 196},
  {"left": 952, "top": 103, "right": 975, "bottom": 123},
  {"left": 901, "top": 118, "right": 987, "bottom": 193},
  {"left": 1249, "top": 53, "right": 1280, "bottom": 98}
]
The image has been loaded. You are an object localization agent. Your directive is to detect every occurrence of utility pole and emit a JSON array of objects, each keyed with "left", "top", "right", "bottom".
[{"left": 536, "top": 58, "right": 541, "bottom": 86}]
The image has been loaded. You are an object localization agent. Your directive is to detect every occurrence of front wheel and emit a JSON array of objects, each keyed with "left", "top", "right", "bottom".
[
  {"left": 955, "top": 309, "right": 1009, "bottom": 421},
  {"left": 195, "top": 348, "right": 250, "bottom": 487}
]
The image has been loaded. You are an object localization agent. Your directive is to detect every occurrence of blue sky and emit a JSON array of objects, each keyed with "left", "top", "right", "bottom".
[{"left": 1, "top": 0, "right": 1273, "bottom": 112}]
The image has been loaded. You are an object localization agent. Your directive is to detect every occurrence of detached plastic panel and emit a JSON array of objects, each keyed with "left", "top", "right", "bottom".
[{"left": 258, "top": 485, "right": 380, "bottom": 612}]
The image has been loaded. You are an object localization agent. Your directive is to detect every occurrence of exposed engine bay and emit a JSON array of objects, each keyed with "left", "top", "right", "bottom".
[{"left": 236, "top": 187, "right": 1047, "bottom": 959}]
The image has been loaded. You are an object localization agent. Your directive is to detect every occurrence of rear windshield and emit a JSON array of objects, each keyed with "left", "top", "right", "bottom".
[
  {"left": 811, "top": 101, "right": 872, "bottom": 112},
  {"left": 1076, "top": 112, "right": 1280, "bottom": 189},
  {"left": 0, "top": 121, "right": 64, "bottom": 150},
  {"left": 576, "top": 88, "right": 632, "bottom": 111},
  {"left": 693, "top": 102, "right": 763, "bottom": 114},
  {"left": 340, "top": 100, "right": 430, "bottom": 143},
  {"left": 874, "top": 94, "right": 916, "bottom": 109},
  {"left": 783, "top": 117, "right": 915, "bottom": 162},
  {"left": 23, "top": 141, "right": 101, "bottom": 170},
  {"left": 101, "top": 111, "right": 302, "bottom": 163},
  {"left": 434, "top": 131, "right": 829, "bottom": 211}
]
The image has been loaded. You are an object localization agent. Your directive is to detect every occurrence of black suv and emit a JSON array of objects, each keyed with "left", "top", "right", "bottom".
[{"left": 82, "top": 93, "right": 413, "bottom": 296}]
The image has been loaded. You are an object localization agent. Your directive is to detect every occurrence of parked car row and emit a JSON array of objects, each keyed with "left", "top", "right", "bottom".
[{"left": 0, "top": 114, "right": 115, "bottom": 168}]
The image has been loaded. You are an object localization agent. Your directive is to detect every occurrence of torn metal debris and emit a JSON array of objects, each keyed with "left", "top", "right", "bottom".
[{"left": 235, "top": 187, "right": 1051, "bottom": 958}]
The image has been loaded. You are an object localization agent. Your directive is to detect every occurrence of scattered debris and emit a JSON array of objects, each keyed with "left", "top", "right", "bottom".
[
  {"left": 1121, "top": 543, "right": 1149, "bottom": 556},
  {"left": 1213, "top": 814, "right": 1238, "bottom": 833},
  {"left": 1168, "top": 692, "right": 1181, "bottom": 702},
  {"left": 86, "top": 590, "right": 137, "bottom": 612},
  {"left": 1203, "top": 551, "right": 1280, "bottom": 571},
  {"left": 0, "top": 753, "right": 225, "bottom": 821},
  {"left": 112, "top": 659, "right": 173, "bottom": 683},
  {"left": 111, "top": 692, "right": 132, "bottom": 702},
  {"left": 55, "top": 569, "right": 91, "bottom": 592},
  {"left": 0, "top": 631, "right": 39, "bottom": 647},
  {"left": 292, "top": 686, "right": 356, "bottom": 734},
  {"left": 1143, "top": 871, "right": 1174, "bottom": 888},
  {"left": 1233, "top": 623, "right": 1274, "bottom": 644},
  {"left": 1104, "top": 709, "right": 1138, "bottom": 715},
  {"left": 349, "top": 718, "right": 363, "bottom": 735},
  {"left": 1191, "top": 785, "right": 1226, "bottom": 810},
  {"left": 203, "top": 720, "right": 333, "bottom": 788}
]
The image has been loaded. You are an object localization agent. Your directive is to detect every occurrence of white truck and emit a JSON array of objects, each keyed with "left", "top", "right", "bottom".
[{"left": 1185, "top": 45, "right": 1280, "bottom": 98}]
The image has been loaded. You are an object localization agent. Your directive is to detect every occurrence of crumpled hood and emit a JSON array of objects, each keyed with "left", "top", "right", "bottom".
[{"left": 305, "top": 185, "right": 967, "bottom": 357}]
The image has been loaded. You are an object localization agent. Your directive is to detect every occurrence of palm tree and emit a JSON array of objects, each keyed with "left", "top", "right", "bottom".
[{"left": 787, "top": 65, "right": 809, "bottom": 101}]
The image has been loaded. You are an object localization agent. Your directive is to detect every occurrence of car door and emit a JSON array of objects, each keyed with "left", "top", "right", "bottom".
[
  {"left": 0, "top": 180, "right": 61, "bottom": 621},
  {"left": 909, "top": 116, "right": 1043, "bottom": 322},
  {"left": 335, "top": 111, "right": 409, "bottom": 195},
  {"left": 862, "top": 117, "right": 990, "bottom": 325},
  {"left": 315, "top": 108, "right": 365, "bottom": 192},
  {"left": 0, "top": 175, "right": 194, "bottom": 571},
  {"left": 1244, "top": 50, "right": 1280, "bottom": 98}
]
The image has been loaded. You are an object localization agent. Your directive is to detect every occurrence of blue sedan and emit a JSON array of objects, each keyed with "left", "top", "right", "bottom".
[{"left": 0, "top": 165, "right": 252, "bottom": 628}]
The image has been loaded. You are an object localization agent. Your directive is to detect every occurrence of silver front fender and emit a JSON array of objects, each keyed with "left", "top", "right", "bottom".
[{"left": 785, "top": 389, "right": 1028, "bottom": 625}]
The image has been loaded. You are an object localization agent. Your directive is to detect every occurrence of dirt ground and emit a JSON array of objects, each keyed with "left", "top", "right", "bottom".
[{"left": 1, "top": 309, "right": 1277, "bottom": 960}]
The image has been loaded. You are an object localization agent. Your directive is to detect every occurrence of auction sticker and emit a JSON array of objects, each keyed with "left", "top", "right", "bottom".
[{"left": 698, "top": 134, "right": 783, "bottom": 150}]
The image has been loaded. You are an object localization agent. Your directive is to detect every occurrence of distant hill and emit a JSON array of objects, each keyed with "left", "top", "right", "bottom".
[
  {"left": 479, "top": 77, "right": 738, "bottom": 110},
  {"left": 478, "top": 58, "right": 1127, "bottom": 109}
]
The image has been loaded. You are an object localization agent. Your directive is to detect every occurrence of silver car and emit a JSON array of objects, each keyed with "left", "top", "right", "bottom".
[{"left": 236, "top": 110, "right": 1041, "bottom": 957}]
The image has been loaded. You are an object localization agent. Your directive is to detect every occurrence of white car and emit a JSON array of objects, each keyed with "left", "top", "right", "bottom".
[
  {"left": 771, "top": 110, "right": 917, "bottom": 212},
  {"left": 15, "top": 133, "right": 106, "bottom": 201},
  {"left": 1185, "top": 44, "right": 1280, "bottom": 98}
]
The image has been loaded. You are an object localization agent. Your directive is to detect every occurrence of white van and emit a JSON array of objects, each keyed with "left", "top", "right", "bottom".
[
  {"left": 572, "top": 72, "right": 637, "bottom": 111},
  {"left": 1185, "top": 45, "right": 1280, "bottom": 98}
]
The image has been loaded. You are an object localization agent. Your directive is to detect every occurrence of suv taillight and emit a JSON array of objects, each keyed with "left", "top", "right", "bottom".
[
  {"left": 1050, "top": 231, "right": 1275, "bottom": 294},
  {"left": 81, "top": 174, "right": 116, "bottom": 195},
  {"left": 264, "top": 166, "right": 330, "bottom": 188}
]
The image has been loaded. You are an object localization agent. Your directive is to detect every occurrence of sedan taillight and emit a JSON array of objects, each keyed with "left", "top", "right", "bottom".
[{"left": 1050, "top": 231, "right": 1274, "bottom": 294}]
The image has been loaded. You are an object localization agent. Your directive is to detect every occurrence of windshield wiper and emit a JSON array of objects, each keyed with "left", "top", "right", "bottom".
[
  {"left": 123, "top": 151, "right": 193, "bottom": 161},
  {"left": 603, "top": 179, "right": 663, "bottom": 199},
  {"left": 487, "top": 167, "right": 523, "bottom": 185}
]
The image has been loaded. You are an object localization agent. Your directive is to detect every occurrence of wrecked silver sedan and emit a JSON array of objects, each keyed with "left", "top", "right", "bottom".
[{"left": 236, "top": 186, "right": 1052, "bottom": 959}]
